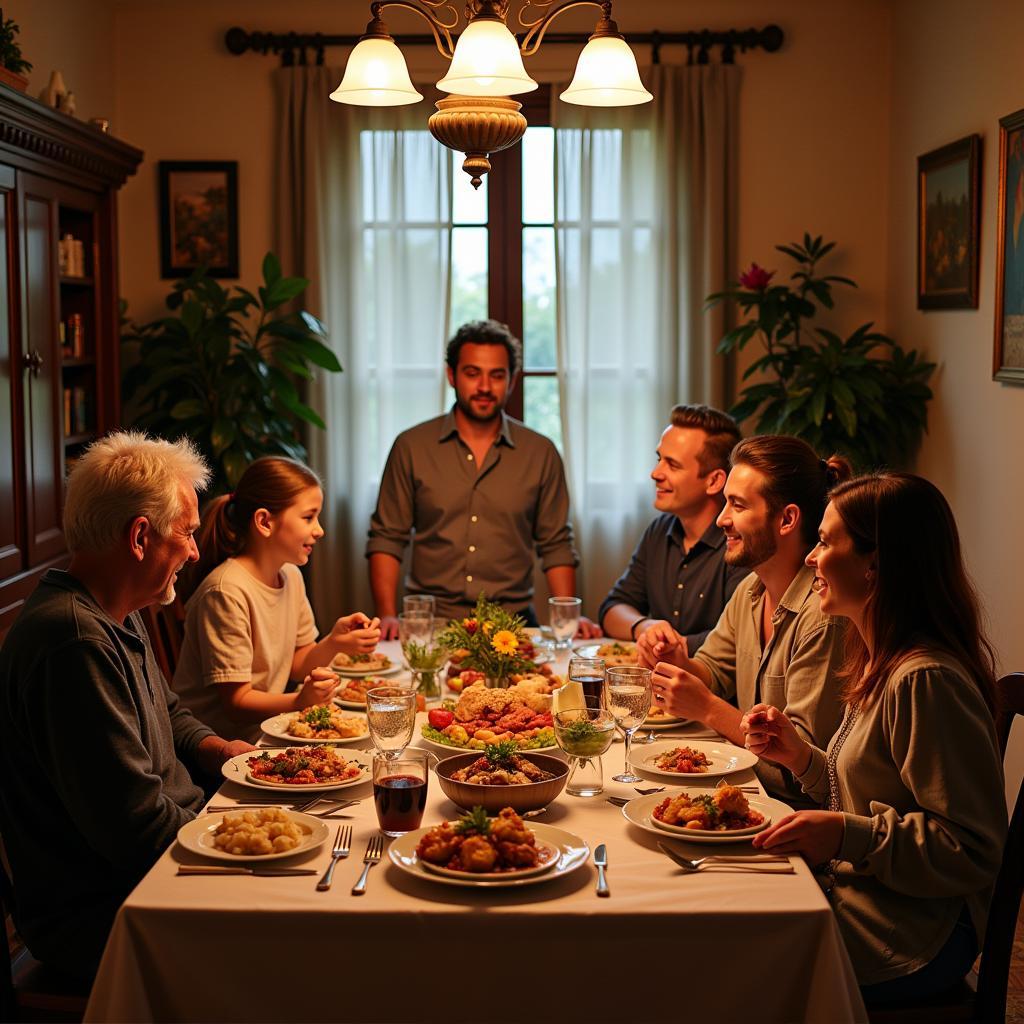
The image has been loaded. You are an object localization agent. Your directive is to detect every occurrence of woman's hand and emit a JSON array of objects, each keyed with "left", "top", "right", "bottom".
[
  {"left": 331, "top": 612, "right": 382, "bottom": 654},
  {"left": 650, "top": 662, "right": 711, "bottom": 721},
  {"left": 752, "top": 810, "right": 845, "bottom": 865},
  {"left": 295, "top": 666, "right": 340, "bottom": 709},
  {"left": 636, "top": 621, "right": 688, "bottom": 669},
  {"left": 740, "top": 703, "right": 812, "bottom": 774}
]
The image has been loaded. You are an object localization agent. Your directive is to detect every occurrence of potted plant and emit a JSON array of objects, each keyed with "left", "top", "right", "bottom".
[
  {"left": 0, "top": 11, "right": 31, "bottom": 92},
  {"left": 122, "top": 253, "right": 342, "bottom": 491},
  {"left": 707, "top": 234, "right": 935, "bottom": 470}
]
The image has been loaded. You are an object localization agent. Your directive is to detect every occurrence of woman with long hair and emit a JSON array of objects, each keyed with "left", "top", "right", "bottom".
[
  {"left": 172, "top": 457, "right": 380, "bottom": 742},
  {"left": 740, "top": 473, "right": 1006, "bottom": 1004}
]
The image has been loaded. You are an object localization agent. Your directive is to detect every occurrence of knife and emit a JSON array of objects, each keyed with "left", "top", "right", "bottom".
[
  {"left": 177, "top": 865, "right": 319, "bottom": 877},
  {"left": 594, "top": 843, "right": 610, "bottom": 897}
]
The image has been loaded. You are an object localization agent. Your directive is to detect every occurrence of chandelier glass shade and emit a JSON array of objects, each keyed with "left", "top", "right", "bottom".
[{"left": 330, "top": 1, "right": 651, "bottom": 187}]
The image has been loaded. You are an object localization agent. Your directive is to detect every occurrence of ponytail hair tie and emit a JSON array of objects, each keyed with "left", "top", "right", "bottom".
[
  {"left": 820, "top": 459, "right": 829, "bottom": 472},
  {"left": 228, "top": 492, "right": 237, "bottom": 504}
]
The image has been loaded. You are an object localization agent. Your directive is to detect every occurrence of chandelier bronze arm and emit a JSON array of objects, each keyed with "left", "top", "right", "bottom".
[
  {"left": 520, "top": 0, "right": 613, "bottom": 56},
  {"left": 368, "top": 1, "right": 456, "bottom": 59}
]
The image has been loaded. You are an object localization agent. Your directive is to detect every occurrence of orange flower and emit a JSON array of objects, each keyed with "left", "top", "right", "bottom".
[
  {"left": 491, "top": 630, "right": 518, "bottom": 655},
  {"left": 482, "top": 620, "right": 495, "bottom": 635}
]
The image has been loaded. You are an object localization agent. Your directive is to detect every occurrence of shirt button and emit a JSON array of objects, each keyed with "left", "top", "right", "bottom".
[
  {"left": 467, "top": 454, "right": 474, "bottom": 461},
  {"left": 677, "top": 583, "right": 683, "bottom": 589},
  {"left": 466, "top": 575, "right": 473, "bottom": 582},
  {"left": 673, "top": 610, "right": 679, "bottom": 616},
  {"left": 469, "top": 545, "right": 476, "bottom": 553},
  {"left": 471, "top": 515, "right": 478, "bottom": 522}
]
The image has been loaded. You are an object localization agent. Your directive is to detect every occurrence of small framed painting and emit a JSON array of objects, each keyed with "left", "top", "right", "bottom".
[
  {"left": 917, "top": 134, "right": 980, "bottom": 310},
  {"left": 158, "top": 160, "right": 239, "bottom": 279},
  {"left": 994, "top": 108, "right": 1024, "bottom": 384}
]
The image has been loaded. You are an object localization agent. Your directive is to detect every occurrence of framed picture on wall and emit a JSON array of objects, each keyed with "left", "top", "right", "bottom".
[
  {"left": 917, "top": 134, "right": 980, "bottom": 310},
  {"left": 158, "top": 161, "right": 239, "bottom": 279},
  {"left": 994, "top": 108, "right": 1024, "bottom": 384}
]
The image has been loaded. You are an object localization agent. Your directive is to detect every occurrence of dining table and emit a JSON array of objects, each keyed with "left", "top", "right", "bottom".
[{"left": 84, "top": 639, "right": 867, "bottom": 1023}]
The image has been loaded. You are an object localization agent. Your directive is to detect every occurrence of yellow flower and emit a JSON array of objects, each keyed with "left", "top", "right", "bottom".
[
  {"left": 491, "top": 630, "right": 518, "bottom": 655},
  {"left": 482, "top": 620, "right": 495, "bottom": 635}
]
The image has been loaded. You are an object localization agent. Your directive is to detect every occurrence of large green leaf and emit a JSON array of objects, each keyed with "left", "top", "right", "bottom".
[{"left": 170, "top": 398, "right": 204, "bottom": 419}]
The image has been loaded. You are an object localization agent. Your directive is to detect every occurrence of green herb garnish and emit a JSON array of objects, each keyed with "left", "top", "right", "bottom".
[
  {"left": 454, "top": 805, "right": 491, "bottom": 835},
  {"left": 692, "top": 794, "right": 719, "bottom": 823},
  {"left": 562, "top": 719, "right": 598, "bottom": 742},
  {"left": 303, "top": 705, "right": 333, "bottom": 728},
  {"left": 483, "top": 741, "right": 519, "bottom": 767}
]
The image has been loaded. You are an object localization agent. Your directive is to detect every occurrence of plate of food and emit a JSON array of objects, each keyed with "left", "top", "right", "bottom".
[
  {"left": 176, "top": 807, "right": 329, "bottom": 862},
  {"left": 331, "top": 651, "right": 399, "bottom": 677},
  {"left": 388, "top": 806, "right": 589, "bottom": 887},
  {"left": 434, "top": 745, "right": 569, "bottom": 812},
  {"left": 333, "top": 676, "right": 417, "bottom": 709},
  {"left": 572, "top": 639, "right": 639, "bottom": 666},
  {"left": 260, "top": 704, "right": 370, "bottom": 745},
  {"left": 628, "top": 738, "right": 757, "bottom": 779},
  {"left": 644, "top": 705, "right": 688, "bottom": 729},
  {"left": 416, "top": 682, "right": 558, "bottom": 754},
  {"left": 221, "top": 745, "right": 370, "bottom": 792},
  {"left": 621, "top": 788, "right": 793, "bottom": 845}
]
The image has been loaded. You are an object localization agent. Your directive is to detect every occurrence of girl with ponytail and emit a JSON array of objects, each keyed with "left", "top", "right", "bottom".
[{"left": 172, "top": 457, "right": 380, "bottom": 742}]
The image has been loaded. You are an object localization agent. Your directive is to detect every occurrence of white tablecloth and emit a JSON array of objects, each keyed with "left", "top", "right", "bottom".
[{"left": 85, "top": 644, "right": 866, "bottom": 1023}]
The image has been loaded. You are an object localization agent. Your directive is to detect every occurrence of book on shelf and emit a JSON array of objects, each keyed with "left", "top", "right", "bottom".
[
  {"left": 63, "top": 385, "right": 92, "bottom": 437},
  {"left": 63, "top": 313, "right": 85, "bottom": 358}
]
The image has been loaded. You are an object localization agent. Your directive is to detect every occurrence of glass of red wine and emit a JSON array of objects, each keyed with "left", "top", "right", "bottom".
[{"left": 372, "top": 749, "right": 430, "bottom": 837}]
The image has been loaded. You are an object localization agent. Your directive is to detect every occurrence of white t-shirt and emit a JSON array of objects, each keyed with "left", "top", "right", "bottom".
[{"left": 172, "top": 559, "right": 318, "bottom": 743}]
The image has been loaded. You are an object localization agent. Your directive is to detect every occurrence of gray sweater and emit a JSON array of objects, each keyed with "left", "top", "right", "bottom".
[{"left": 0, "top": 570, "right": 214, "bottom": 980}]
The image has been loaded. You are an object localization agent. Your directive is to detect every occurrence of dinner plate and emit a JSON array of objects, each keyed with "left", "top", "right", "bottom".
[
  {"left": 644, "top": 711, "right": 689, "bottom": 729},
  {"left": 628, "top": 738, "right": 758, "bottom": 779},
  {"left": 260, "top": 711, "right": 370, "bottom": 745},
  {"left": 332, "top": 663, "right": 401, "bottom": 678},
  {"left": 622, "top": 791, "right": 794, "bottom": 845},
  {"left": 389, "top": 822, "right": 589, "bottom": 888},
  {"left": 220, "top": 748, "right": 371, "bottom": 792},
  {"left": 413, "top": 712, "right": 560, "bottom": 757},
  {"left": 176, "top": 809, "right": 329, "bottom": 863},
  {"left": 419, "top": 840, "right": 560, "bottom": 880}
]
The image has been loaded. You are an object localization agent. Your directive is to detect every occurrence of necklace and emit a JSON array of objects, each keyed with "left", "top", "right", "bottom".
[{"left": 822, "top": 701, "right": 860, "bottom": 896}]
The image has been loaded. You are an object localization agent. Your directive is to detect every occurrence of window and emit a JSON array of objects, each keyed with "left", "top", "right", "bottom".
[{"left": 447, "top": 87, "right": 561, "bottom": 450}]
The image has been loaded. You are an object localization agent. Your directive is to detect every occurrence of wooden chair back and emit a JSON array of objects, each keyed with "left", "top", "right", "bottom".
[
  {"left": 995, "top": 671, "right": 1024, "bottom": 755},
  {"left": 138, "top": 598, "right": 186, "bottom": 682}
]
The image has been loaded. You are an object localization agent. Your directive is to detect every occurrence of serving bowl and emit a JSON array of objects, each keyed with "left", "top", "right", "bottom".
[{"left": 433, "top": 751, "right": 569, "bottom": 813}]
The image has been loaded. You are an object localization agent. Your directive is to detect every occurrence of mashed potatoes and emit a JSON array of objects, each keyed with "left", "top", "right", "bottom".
[{"left": 212, "top": 808, "right": 305, "bottom": 856}]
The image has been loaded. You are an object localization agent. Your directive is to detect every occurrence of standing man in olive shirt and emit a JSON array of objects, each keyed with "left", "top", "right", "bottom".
[
  {"left": 599, "top": 404, "right": 748, "bottom": 652},
  {"left": 367, "top": 320, "right": 601, "bottom": 638}
]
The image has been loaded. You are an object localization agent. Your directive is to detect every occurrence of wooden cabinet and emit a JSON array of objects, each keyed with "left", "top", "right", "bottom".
[{"left": 0, "top": 87, "right": 142, "bottom": 636}]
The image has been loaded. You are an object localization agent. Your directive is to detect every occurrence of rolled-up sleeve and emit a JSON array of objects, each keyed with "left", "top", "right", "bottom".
[
  {"left": 533, "top": 445, "right": 578, "bottom": 571},
  {"left": 693, "top": 587, "right": 741, "bottom": 701},
  {"left": 366, "top": 437, "right": 415, "bottom": 561}
]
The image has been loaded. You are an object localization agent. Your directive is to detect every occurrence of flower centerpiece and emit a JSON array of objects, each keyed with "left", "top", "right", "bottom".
[{"left": 438, "top": 594, "right": 532, "bottom": 689}]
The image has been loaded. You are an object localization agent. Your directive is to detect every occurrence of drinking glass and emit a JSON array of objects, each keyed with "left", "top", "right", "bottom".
[
  {"left": 568, "top": 655, "right": 605, "bottom": 706},
  {"left": 553, "top": 698, "right": 616, "bottom": 797},
  {"left": 548, "top": 596, "right": 582, "bottom": 649},
  {"left": 365, "top": 686, "right": 417, "bottom": 761},
  {"left": 400, "top": 616, "right": 449, "bottom": 702},
  {"left": 398, "top": 612, "right": 434, "bottom": 665},
  {"left": 372, "top": 749, "right": 429, "bottom": 837},
  {"left": 402, "top": 594, "right": 436, "bottom": 619},
  {"left": 604, "top": 665, "right": 653, "bottom": 784}
]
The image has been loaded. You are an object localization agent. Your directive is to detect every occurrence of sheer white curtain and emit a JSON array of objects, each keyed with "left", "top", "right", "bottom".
[
  {"left": 552, "top": 63, "right": 740, "bottom": 618},
  {"left": 273, "top": 67, "right": 452, "bottom": 620}
]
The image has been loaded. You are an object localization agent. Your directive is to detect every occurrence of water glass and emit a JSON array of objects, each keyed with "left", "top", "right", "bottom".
[
  {"left": 604, "top": 665, "right": 652, "bottom": 784},
  {"left": 548, "top": 596, "right": 582, "bottom": 649},
  {"left": 402, "top": 594, "right": 436, "bottom": 619},
  {"left": 553, "top": 698, "right": 616, "bottom": 797},
  {"left": 365, "top": 686, "right": 417, "bottom": 761},
  {"left": 373, "top": 749, "right": 429, "bottom": 837},
  {"left": 568, "top": 655, "right": 605, "bottom": 705},
  {"left": 398, "top": 612, "right": 434, "bottom": 661}
]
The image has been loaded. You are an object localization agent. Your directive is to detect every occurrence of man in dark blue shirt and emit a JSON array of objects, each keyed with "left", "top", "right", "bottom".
[{"left": 599, "top": 405, "right": 747, "bottom": 653}]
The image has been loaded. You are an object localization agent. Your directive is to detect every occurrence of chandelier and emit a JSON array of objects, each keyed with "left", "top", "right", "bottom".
[{"left": 330, "top": 0, "right": 652, "bottom": 187}]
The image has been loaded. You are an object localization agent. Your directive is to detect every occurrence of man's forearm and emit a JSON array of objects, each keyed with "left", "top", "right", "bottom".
[
  {"left": 369, "top": 553, "right": 401, "bottom": 617},
  {"left": 544, "top": 564, "right": 576, "bottom": 598},
  {"left": 602, "top": 602, "right": 647, "bottom": 641},
  {"left": 697, "top": 692, "right": 745, "bottom": 745}
]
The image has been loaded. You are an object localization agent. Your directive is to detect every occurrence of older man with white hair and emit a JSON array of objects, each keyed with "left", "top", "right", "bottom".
[{"left": 0, "top": 431, "right": 255, "bottom": 984}]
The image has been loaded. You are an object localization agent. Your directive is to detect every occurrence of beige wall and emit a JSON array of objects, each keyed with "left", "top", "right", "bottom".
[
  {"left": 10, "top": 0, "right": 117, "bottom": 122},
  {"left": 886, "top": 0, "right": 1024, "bottom": 674}
]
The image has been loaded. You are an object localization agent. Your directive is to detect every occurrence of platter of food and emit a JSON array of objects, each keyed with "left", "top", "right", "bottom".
[
  {"left": 260, "top": 704, "right": 370, "bottom": 745},
  {"left": 388, "top": 806, "right": 589, "bottom": 887},
  {"left": 628, "top": 738, "right": 757, "bottom": 779},
  {"left": 416, "top": 682, "right": 558, "bottom": 754},
  {"left": 331, "top": 651, "right": 400, "bottom": 677},
  {"left": 621, "top": 788, "right": 793, "bottom": 845},
  {"left": 644, "top": 705, "right": 688, "bottom": 729},
  {"left": 177, "top": 807, "right": 329, "bottom": 862},
  {"left": 221, "top": 746, "right": 370, "bottom": 792},
  {"left": 572, "top": 640, "right": 639, "bottom": 666},
  {"left": 434, "top": 745, "right": 569, "bottom": 812}
]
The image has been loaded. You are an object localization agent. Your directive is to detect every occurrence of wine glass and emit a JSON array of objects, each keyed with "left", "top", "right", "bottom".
[
  {"left": 365, "top": 686, "right": 417, "bottom": 761},
  {"left": 604, "top": 665, "right": 653, "bottom": 784},
  {"left": 373, "top": 749, "right": 430, "bottom": 837},
  {"left": 548, "top": 596, "right": 582, "bottom": 649},
  {"left": 553, "top": 698, "right": 616, "bottom": 796},
  {"left": 567, "top": 655, "right": 605, "bottom": 706}
]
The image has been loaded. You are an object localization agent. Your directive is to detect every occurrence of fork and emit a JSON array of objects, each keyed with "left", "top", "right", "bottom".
[
  {"left": 634, "top": 785, "right": 665, "bottom": 795},
  {"left": 316, "top": 825, "right": 353, "bottom": 891},
  {"left": 657, "top": 843, "right": 794, "bottom": 874},
  {"left": 351, "top": 834, "right": 384, "bottom": 895}
]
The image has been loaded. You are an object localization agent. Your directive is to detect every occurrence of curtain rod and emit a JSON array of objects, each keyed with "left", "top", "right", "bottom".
[{"left": 224, "top": 25, "right": 784, "bottom": 67}]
